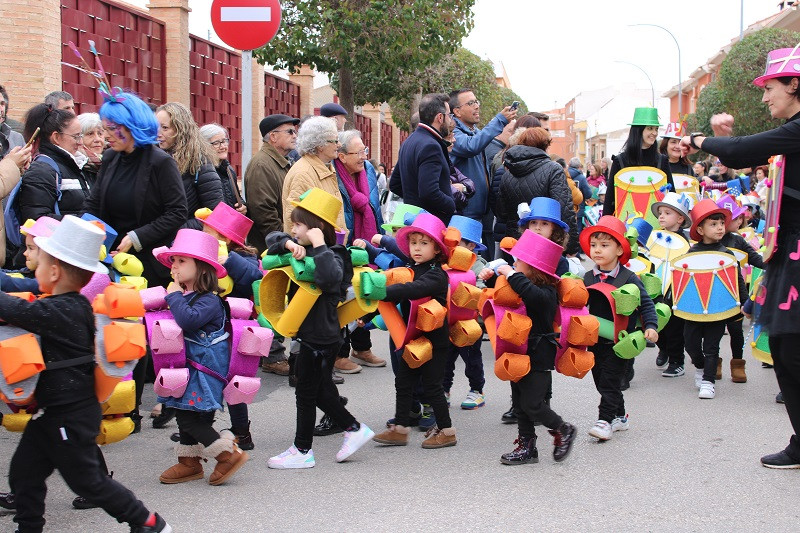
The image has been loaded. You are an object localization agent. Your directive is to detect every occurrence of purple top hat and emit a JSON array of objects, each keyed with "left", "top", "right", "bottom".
[
  {"left": 753, "top": 45, "right": 800, "bottom": 87},
  {"left": 154, "top": 229, "right": 227, "bottom": 278},
  {"left": 502, "top": 229, "right": 563, "bottom": 281},
  {"left": 396, "top": 213, "right": 448, "bottom": 260},
  {"left": 716, "top": 194, "right": 746, "bottom": 221}
]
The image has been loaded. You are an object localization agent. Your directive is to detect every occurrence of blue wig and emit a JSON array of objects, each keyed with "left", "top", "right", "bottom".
[{"left": 99, "top": 92, "right": 158, "bottom": 147}]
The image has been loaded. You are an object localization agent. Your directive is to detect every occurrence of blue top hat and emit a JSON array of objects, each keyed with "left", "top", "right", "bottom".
[
  {"left": 447, "top": 215, "right": 487, "bottom": 252},
  {"left": 80, "top": 213, "right": 118, "bottom": 264},
  {"left": 625, "top": 216, "right": 653, "bottom": 248},
  {"left": 518, "top": 197, "right": 568, "bottom": 230}
]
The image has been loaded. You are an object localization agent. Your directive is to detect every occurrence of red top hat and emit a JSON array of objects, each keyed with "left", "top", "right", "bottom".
[
  {"left": 579, "top": 216, "right": 632, "bottom": 265},
  {"left": 689, "top": 198, "right": 731, "bottom": 242},
  {"left": 201, "top": 202, "right": 254, "bottom": 247}
]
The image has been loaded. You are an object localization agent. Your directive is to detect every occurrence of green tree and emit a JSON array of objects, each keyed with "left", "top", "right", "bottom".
[
  {"left": 253, "top": 0, "right": 475, "bottom": 126},
  {"left": 695, "top": 28, "right": 800, "bottom": 136}
]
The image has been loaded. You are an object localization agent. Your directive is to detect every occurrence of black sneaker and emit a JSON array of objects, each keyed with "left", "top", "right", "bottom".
[
  {"left": 72, "top": 495, "right": 99, "bottom": 510},
  {"left": 0, "top": 491, "right": 15, "bottom": 510},
  {"left": 501, "top": 406, "right": 518, "bottom": 424},
  {"left": 762, "top": 362, "right": 774, "bottom": 368},
  {"left": 152, "top": 407, "right": 176, "bottom": 429},
  {"left": 130, "top": 513, "right": 172, "bottom": 532},
  {"left": 386, "top": 403, "right": 422, "bottom": 428},
  {"left": 776, "top": 392, "right": 785, "bottom": 404},
  {"left": 313, "top": 414, "right": 343, "bottom": 436},
  {"left": 760, "top": 450, "right": 800, "bottom": 469},
  {"left": 332, "top": 372, "right": 344, "bottom": 385},
  {"left": 662, "top": 364, "right": 685, "bottom": 377},
  {"left": 549, "top": 422, "right": 576, "bottom": 462},
  {"left": 500, "top": 436, "right": 538, "bottom": 465},
  {"left": 656, "top": 352, "right": 669, "bottom": 369},
  {"left": 130, "top": 411, "right": 143, "bottom": 434},
  {"left": 169, "top": 432, "right": 180, "bottom": 443}
]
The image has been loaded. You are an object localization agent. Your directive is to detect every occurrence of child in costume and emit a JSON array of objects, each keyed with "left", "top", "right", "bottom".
[
  {"left": 2, "top": 215, "right": 171, "bottom": 533},
  {"left": 0, "top": 217, "right": 60, "bottom": 293},
  {"left": 715, "top": 195, "right": 765, "bottom": 384},
  {"left": 651, "top": 193, "right": 692, "bottom": 378},
  {"left": 265, "top": 188, "right": 374, "bottom": 468},
  {"left": 201, "top": 202, "right": 261, "bottom": 449},
  {"left": 582, "top": 216, "right": 659, "bottom": 441},
  {"left": 373, "top": 213, "right": 457, "bottom": 448},
  {"left": 684, "top": 199, "right": 748, "bottom": 400},
  {"left": 442, "top": 215, "right": 488, "bottom": 410},
  {"left": 492, "top": 230, "right": 577, "bottom": 465},
  {"left": 155, "top": 228, "right": 249, "bottom": 485}
]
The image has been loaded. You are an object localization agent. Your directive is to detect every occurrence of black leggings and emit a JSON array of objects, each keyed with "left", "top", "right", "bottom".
[
  {"left": 176, "top": 409, "right": 219, "bottom": 447},
  {"left": 511, "top": 371, "right": 562, "bottom": 439},
  {"left": 727, "top": 317, "right": 744, "bottom": 360}
]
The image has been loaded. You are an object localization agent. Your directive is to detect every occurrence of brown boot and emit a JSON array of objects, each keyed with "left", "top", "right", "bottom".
[
  {"left": 205, "top": 431, "right": 249, "bottom": 486},
  {"left": 350, "top": 349, "right": 387, "bottom": 367},
  {"left": 731, "top": 359, "right": 747, "bottom": 383},
  {"left": 159, "top": 444, "right": 205, "bottom": 484},
  {"left": 421, "top": 426, "right": 457, "bottom": 449},
  {"left": 373, "top": 424, "right": 409, "bottom": 445},
  {"left": 716, "top": 358, "right": 723, "bottom": 380}
]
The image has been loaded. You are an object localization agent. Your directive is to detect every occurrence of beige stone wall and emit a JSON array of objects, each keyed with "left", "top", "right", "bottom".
[{"left": 147, "top": 0, "right": 191, "bottom": 105}]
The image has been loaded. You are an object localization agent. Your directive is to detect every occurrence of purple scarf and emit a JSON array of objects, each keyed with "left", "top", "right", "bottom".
[{"left": 334, "top": 158, "right": 377, "bottom": 240}]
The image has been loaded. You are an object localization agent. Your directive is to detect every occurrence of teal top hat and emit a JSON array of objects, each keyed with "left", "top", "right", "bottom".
[
  {"left": 518, "top": 197, "right": 568, "bottom": 230},
  {"left": 447, "top": 215, "right": 486, "bottom": 252},
  {"left": 381, "top": 204, "right": 426, "bottom": 233},
  {"left": 629, "top": 107, "right": 662, "bottom": 127}
]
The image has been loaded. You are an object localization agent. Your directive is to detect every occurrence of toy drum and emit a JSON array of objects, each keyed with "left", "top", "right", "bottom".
[
  {"left": 613, "top": 166, "right": 668, "bottom": 229},
  {"left": 647, "top": 230, "right": 690, "bottom": 294},
  {"left": 671, "top": 251, "right": 740, "bottom": 321},
  {"left": 673, "top": 174, "right": 699, "bottom": 205}
]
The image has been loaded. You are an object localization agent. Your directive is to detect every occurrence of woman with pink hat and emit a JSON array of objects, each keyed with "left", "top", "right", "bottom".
[
  {"left": 679, "top": 44, "right": 800, "bottom": 469},
  {"left": 154, "top": 229, "right": 250, "bottom": 486},
  {"left": 492, "top": 230, "right": 577, "bottom": 465}
]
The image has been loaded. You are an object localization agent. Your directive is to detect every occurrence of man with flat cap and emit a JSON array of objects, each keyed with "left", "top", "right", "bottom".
[
  {"left": 243, "top": 114, "right": 299, "bottom": 376},
  {"left": 320, "top": 102, "right": 348, "bottom": 131}
]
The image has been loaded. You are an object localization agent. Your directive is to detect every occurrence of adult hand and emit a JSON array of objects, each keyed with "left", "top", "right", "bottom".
[
  {"left": 496, "top": 119, "right": 517, "bottom": 145},
  {"left": 4, "top": 145, "right": 32, "bottom": 170},
  {"left": 306, "top": 227, "right": 325, "bottom": 247},
  {"left": 644, "top": 328, "right": 659, "bottom": 343},
  {"left": 352, "top": 239, "right": 368, "bottom": 249},
  {"left": 710, "top": 113, "right": 734, "bottom": 137},
  {"left": 234, "top": 203, "right": 247, "bottom": 215},
  {"left": 702, "top": 176, "right": 714, "bottom": 186},
  {"left": 679, "top": 136, "right": 699, "bottom": 157},
  {"left": 285, "top": 240, "right": 306, "bottom": 260},
  {"left": 500, "top": 106, "right": 519, "bottom": 122},
  {"left": 115, "top": 235, "right": 133, "bottom": 254}
]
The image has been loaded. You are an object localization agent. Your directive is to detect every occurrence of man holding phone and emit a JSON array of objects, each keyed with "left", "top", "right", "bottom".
[{"left": 449, "top": 88, "right": 517, "bottom": 259}]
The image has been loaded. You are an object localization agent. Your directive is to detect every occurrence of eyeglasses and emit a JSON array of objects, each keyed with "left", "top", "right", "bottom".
[
  {"left": 345, "top": 147, "right": 369, "bottom": 156},
  {"left": 272, "top": 128, "right": 297, "bottom": 136},
  {"left": 454, "top": 99, "right": 480, "bottom": 109},
  {"left": 61, "top": 131, "right": 84, "bottom": 141},
  {"left": 210, "top": 138, "right": 230, "bottom": 147},
  {"left": 325, "top": 139, "right": 339, "bottom": 144}
]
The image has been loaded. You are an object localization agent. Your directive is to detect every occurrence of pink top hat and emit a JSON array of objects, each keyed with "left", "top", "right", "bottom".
[
  {"left": 396, "top": 213, "right": 448, "bottom": 260},
  {"left": 201, "top": 202, "right": 253, "bottom": 247},
  {"left": 20, "top": 216, "right": 60, "bottom": 239},
  {"left": 154, "top": 229, "right": 227, "bottom": 278},
  {"left": 753, "top": 45, "right": 800, "bottom": 87},
  {"left": 501, "top": 229, "right": 563, "bottom": 281}
]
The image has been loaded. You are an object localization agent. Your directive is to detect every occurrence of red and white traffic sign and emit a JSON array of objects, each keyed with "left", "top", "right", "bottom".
[{"left": 211, "top": 0, "right": 282, "bottom": 51}]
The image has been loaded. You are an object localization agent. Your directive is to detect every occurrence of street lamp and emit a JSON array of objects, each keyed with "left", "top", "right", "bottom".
[
  {"left": 630, "top": 23, "right": 682, "bottom": 119},
  {"left": 615, "top": 61, "right": 655, "bottom": 106}
]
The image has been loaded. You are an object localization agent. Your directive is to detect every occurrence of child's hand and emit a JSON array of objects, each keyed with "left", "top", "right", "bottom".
[
  {"left": 371, "top": 234, "right": 383, "bottom": 246},
  {"left": 478, "top": 268, "right": 495, "bottom": 281},
  {"left": 285, "top": 240, "right": 306, "bottom": 260},
  {"left": 306, "top": 227, "right": 325, "bottom": 247},
  {"left": 743, "top": 310, "right": 752, "bottom": 320},
  {"left": 496, "top": 265, "right": 514, "bottom": 277},
  {"left": 352, "top": 239, "right": 368, "bottom": 249},
  {"left": 166, "top": 281, "right": 182, "bottom": 294},
  {"left": 644, "top": 328, "right": 659, "bottom": 343}
]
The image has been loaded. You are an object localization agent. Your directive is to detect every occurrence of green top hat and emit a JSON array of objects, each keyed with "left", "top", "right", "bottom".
[
  {"left": 628, "top": 107, "right": 662, "bottom": 127},
  {"left": 381, "top": 204, "right": 425, "bottom": 233}
]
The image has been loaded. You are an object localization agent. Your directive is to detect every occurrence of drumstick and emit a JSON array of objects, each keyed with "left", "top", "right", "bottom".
[{"left": 24, "top": 127, "right": 40, "bottom": 149}]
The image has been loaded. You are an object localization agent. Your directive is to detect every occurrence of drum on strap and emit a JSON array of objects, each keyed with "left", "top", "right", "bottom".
[{"left": 671, "top": 251, "right": 740, "bottom": 321}]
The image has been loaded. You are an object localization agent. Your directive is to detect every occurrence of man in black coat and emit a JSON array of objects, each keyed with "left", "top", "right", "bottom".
[{"left": 389, "top": 93, "right": 456, "bottom": 223}]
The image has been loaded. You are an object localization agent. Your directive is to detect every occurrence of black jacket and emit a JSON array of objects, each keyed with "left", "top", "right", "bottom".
[
  {"left": 584, "top": 265, "right": 659, "bottom": 337},
  {"left": 506, "top": 273, "right": 559, "bottom": 371},
  {"left": 497, "top": 145, "right": 579, "bottom": 254},
  {"left": 384, "top": 260, "right": 450, "bottom": 347},
  {"left": 18, "top": 143, "right": 93, "bottom": 222},
  {"left": 181, "top": 161, "right": 223, "bottom": 230},
  {"left": 720, "top": 231, "right": 765, "bottom": 270},
  {"left": 216, "top": 159, "right": 244, "bottom": 209}
]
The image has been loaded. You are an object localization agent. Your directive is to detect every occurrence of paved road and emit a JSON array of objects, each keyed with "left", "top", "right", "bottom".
[{"left": 2, "top": 324, "right": 798, "bottom": 532}]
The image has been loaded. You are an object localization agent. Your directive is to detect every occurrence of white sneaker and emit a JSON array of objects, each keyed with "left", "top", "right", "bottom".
[
  {"left": 588, "top": 420, "right": 612, "bottom": 441},
  {"left": 336, "top": 424, "right": 375, "bottom": 462},
  {"left": 461, "top": 390, "right": 486, "bottom": 410},
  {"left": 268, "top": 445, "right": 315, "bottom": 469},
  {"left": 695, "top": 369, "right": 704, "bottom": 389},
  {"left": 699, "top": 381, "right": 716, "bottom": 399},
  {"left": 611, "top": 415, "right": 630, "bottom": 432}
]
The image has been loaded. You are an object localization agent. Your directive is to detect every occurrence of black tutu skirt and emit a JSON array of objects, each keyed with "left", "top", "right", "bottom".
[{"left": 759, "top": 226, "right": 800, "bottom": 336}]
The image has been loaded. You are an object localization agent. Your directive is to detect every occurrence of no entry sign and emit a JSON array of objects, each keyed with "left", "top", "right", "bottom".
[{"left": 211, "top": 0, "right": 282, "bottom": 51}]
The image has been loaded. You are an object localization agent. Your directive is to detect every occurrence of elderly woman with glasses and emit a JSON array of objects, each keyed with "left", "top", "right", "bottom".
[
  {"left": 200, "top": 123, "right": 246, "bottom": 214},
  {"left": 281, "top": 115, "right": 347, "bottom": 232},
  {"left": 77, "top": 112, "right": 106, "bottom": 182}
]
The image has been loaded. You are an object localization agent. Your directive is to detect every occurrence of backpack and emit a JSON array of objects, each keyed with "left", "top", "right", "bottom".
[{"left": 4, "top": 154, "right": 62, "bottom": 248}]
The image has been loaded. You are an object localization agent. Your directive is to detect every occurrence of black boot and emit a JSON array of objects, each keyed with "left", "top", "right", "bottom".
[
  {"left": 0, "top": 491, "right": 15, "bottom": 511},
  {"left": 549, "top": 422, "right": 576, "bottom": 462},
  {"left": 152, "top": 407, "right": 176, "bottom": 429},
  {"left": 230, "top": 421, "right": 254, "bottom": 451},
  {"left": 129, "top": 410, "right": 143, "bottom": 434},
  {"left": 501, "top": 396, "right": 517, "bottom": 424},
  {"left": 314, "top": 396, "right": 348, "bottom": 436},
  {"left": 500, "top": 435, "right": 538, "bottom": 465},
  {"left": 72, "top": 495, "right": 99, "bottom": 510}
]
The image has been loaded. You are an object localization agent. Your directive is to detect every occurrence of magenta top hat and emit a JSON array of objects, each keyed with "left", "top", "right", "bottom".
[
  {"left": 396, "top": 213, "right": 448, "bottom": 259},
  {"left": 753, "top": 45, "right": 800, "bottom": 87},
  {"left": 518, "top": 197, "right": 569, "bottom": 230},
  {"left": 20, "top": 216, "right": 60, "bottom": 239},
  {"left": 716, "top": 194, "right": 746, "bottom": 222},
  {"left": 154, "top": 229, "right": 227, "bottom": 278},
  {"left": 502, "top": 229, "right": 562, "bottom": 281},
  {"left": 201, "top": 202, "right": 254, "bottom": 247}
]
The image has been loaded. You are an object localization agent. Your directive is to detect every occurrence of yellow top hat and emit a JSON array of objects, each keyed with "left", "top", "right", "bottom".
[{"left": 291, "top": 188, "right": 343, "bottom": 230}]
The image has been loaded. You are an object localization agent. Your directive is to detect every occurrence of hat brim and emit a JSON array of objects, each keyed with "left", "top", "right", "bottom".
[
  {"left": 499, "top": 241, "right": 561, "bottom": 280},
  {"left": 155, "top": 249, "right": 227, "bottom": 279},
  {"left": 690, "top": 207, "right": 731, "bottom": 242},
  {"left": 579, "top": 226, "right": 632, "bottom": 265},
  {"left": 629, "top": 121, "right": 663, "bottom": 127},
  {"left": 518, "top": 215, "right": 569, "bottom": 231},
  {"left": 651, "top": 202, "right": 691, "bottom": 228},
  {"left": 263, "top": 117, "right": 300, "bottom": 134},
  {"left": 381, "top": 223, "right": 402, "bottom": 233},
  {"left": 290, "top": 200, "right": 340, "bottom": 231},
  {"left": 201, "top": 218, "right": 247, "bottom": 247},
  {"left": 395, "top": 226, "right": 447, "bottom": 259},
  {"left": 33, "top": 236, "right": 109, "bottom": 274},
  {"left": 753, "top": 73, "right": 779, "bottom": 87}
]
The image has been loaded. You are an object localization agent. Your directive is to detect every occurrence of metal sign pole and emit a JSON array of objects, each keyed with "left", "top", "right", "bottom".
[{"left": 241, "top": 49, "right": 252, "bottom": 200}]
